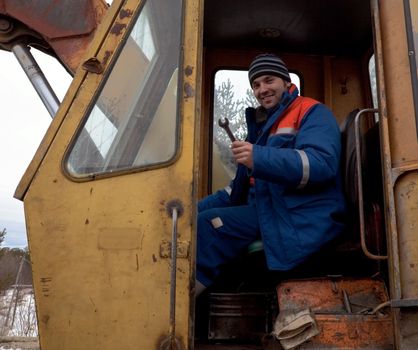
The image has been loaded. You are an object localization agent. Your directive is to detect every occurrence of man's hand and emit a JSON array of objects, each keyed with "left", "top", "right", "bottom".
[{"left": 232, "top": 141, "right": 254, "bottom": 169}]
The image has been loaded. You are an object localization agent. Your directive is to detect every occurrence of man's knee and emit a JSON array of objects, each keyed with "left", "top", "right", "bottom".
[
  {"left": 198, "top": 190, "right": 230, "bottom": 213},
  {"left": 198, "top": 209, "right": 224, "bottom": 232}
]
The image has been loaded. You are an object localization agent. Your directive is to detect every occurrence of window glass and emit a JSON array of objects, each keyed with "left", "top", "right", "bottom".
[
  {"left": 66, "top": 0, "right": 182, "bottom": 177},
  {"left": 211, "top": 70, "right": 300, "bottom": 192}
]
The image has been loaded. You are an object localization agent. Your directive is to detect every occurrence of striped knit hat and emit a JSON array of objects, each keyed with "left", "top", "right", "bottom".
[{"left": 248, "top": 54, "right": 291, "bottom": 84}]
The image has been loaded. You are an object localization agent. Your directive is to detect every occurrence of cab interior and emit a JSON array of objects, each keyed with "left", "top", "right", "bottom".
[{"left": 195, "top": 0, "right": 389, "bottom": 348}]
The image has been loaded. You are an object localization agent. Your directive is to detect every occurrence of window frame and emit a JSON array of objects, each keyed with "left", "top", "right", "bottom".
[{"left": 63, "top": 0, "right": 185, "bottom": 181}]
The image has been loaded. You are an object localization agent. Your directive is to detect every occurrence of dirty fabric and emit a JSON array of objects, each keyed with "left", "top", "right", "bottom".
[{"left": 272, "top": 308, "right": 319, "bottom": 350}]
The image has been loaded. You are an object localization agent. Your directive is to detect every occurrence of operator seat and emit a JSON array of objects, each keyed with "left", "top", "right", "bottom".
[{"left": 339, "top": 108, "right": 386, "bottom": 258}]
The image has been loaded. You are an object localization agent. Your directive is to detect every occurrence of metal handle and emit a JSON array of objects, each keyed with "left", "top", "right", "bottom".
[
  {"left": 354, "top": 108, "right": 388, "bottom": 260},
  {"left": 160, "top": 200, "right": 184, "bottom": 350},
  {"left": 169, "top": 207, "right": 178, "bottom": 343}
]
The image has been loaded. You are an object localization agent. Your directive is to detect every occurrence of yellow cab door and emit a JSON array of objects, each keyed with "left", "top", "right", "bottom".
[{"left": 14, "top": 0, "right": 201, "bottom": 349}]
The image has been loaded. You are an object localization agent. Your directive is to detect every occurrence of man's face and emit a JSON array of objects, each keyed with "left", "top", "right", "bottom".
[{"left": 251, "top": 75, "right": 291, "bottom": 109}]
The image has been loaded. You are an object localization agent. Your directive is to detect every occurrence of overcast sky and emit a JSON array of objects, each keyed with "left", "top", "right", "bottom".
[{"left": 0, "top": 49, "right": 72, "bottom": 248}]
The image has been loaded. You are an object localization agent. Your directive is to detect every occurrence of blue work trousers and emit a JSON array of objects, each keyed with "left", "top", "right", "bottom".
[{"left": 196, "top": 189, "right": 260, "bottom": 287}]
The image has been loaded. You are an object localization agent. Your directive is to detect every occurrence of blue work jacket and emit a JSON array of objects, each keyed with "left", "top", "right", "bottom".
[{"left": 231, "top": 85, "right": 346, "bottom": 270}]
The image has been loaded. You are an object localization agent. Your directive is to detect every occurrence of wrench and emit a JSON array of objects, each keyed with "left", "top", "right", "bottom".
[{"left": 218, "top": 117, "right": 236, "bottom": 142}]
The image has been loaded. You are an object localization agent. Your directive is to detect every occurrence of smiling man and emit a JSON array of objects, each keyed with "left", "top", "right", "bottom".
[{"left": 195, "top": 53, "right": 346, "bottom": 296}]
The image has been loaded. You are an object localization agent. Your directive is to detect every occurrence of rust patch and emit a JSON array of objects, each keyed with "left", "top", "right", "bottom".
[
  {"left": 102, "top": 50, "right": 112, "bottom": 66},
  {"left": 184, "top": 82, "right": 195, "bottom": 98},
  {"left": 159, "top": 200, "right": 166, "bottom": 214},
  {"left": 111, "top": 22, "right": 127, "bottom": 35},
  {"left": 41, "top": 315, "right": 50, "bottom": 325},
  {"left": 119, "top": 9, "right": 133, "bottom": 19},
  {"left": 185, "top": 65, "right": 193, "bottom": 76},
  {"left": 40, "top": 277, "right": 52, "bottom": 297},
  {"left": 85, "top": 219, "right": 89, "bottom": 225},
  {"left": 159, "top": 240, "right": 190, "bottom": 259},
  {"left": 90, "top": 187, "right": 93, "bottom": 195},
  {"left": 152, "top": 254, "right": 157, "bottom": 263},
  {"left": 53, "top": 179, "right": 58, "bottom": 183}
]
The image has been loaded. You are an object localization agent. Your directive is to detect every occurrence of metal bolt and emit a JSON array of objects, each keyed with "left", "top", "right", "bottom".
[{"left": 0, "top": 18, "right": 12, "bottom": 32}]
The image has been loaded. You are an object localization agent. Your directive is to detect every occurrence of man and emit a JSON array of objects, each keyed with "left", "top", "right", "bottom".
[{"left": 195, "top": 54, "right": 346, "bottom": 296}]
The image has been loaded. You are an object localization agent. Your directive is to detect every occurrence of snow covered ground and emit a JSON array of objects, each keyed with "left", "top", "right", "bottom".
[{"left": 0, "top": 288, "right": 39, "bottom": 350}]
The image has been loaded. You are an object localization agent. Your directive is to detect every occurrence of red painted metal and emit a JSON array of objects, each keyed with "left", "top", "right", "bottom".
[
  {"left": 277, "top": 277, "right": 389, "bottom": 313},
  {"left": 309, "top": 314, "right": 394, "bottom": 349},
  {"left": 0, "top": 0, "right": 108, "bottom": 72}
]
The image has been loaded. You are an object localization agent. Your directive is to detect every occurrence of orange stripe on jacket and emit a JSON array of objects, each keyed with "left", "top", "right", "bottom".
[{"left": 270, "top": 95, "right": 319, "bottom": 135}]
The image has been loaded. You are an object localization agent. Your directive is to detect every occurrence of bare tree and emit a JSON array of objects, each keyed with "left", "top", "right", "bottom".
[
  {"left": 245, "top": 88, "right": 259, "bottom": 109},
  {"left": 0, "top": 229, "right": 36, "bottom": 338}
]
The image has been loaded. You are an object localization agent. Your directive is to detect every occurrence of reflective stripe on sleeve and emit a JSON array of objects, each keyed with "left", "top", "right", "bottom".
[
  {"left": 275, "top": 127, "right": 297, "bottom": 135},
  {"left": 296, "top": 150, "right": 310, "bottom": 189}
]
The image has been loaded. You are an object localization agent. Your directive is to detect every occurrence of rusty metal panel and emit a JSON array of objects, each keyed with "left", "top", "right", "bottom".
[
  {"left": 277, "top": 278, "right": 389, "bottom": 314},
  {"left": 301, "top": 314, "right": 394, "bottom": 349},
  {"left": 277, "top": 278, "right": 394, "bottom": 349},
  {"left": 0, "top": 0, "right": 108, "bottom": 38}
]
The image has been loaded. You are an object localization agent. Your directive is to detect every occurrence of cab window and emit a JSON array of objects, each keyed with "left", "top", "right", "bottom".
[{"left": 66, "top": 0, "right": 183, "bottom": 178}]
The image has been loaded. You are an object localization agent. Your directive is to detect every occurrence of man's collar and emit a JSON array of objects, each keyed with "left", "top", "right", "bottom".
[{"left": 266, "top": 83, "right": 299, "bottom": 116}]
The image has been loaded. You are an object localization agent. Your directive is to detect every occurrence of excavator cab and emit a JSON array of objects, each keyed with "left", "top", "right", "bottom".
[{"left": 2, "top": 0, "right": 418, "bottom": 348}]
